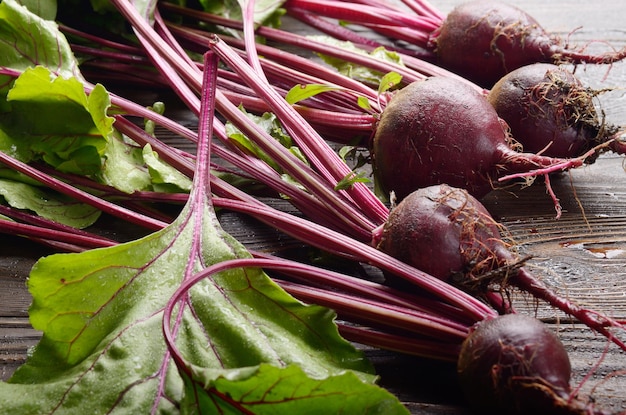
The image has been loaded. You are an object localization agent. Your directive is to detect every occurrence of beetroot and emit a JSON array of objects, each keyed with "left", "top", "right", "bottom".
[
  {"left": 458, "top": 314, "right": 616, "bottom": 415},
  {"left": 432, "top": 0, "right": 626, "bottom": 88},
  {"left": 375, "top": 184, "right": 626, "bottom": 351},
  {"left": 285, "top": 0, "right": 626, "bottom": 88},
  {"left": 374, "top": 184, "right": 515, "bottom": 293},
  {"left": 488, "top": 63, "right": 620, "bottom": 159},
  {"left": 371, "top": 76, "right": 583, "bottom": 202}
]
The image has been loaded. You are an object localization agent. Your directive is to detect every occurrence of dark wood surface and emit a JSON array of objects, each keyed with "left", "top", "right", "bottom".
[{"left": 2, "top": 1, "right": 626, "bottom": 414}]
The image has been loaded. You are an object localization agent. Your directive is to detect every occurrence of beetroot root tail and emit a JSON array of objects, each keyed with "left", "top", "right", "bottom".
[{"left": 514, "top": 267, "right": 626, "bottom": 352}]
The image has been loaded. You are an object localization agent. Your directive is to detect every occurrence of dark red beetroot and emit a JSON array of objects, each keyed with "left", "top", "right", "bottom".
[
  {"left": 432, "top": 1, "right": 626, "bottom": 88},
  {"left": 371, "top": 76, "right": 583, "bottom": 202},
  {"left": 458, "top": 314, "right": 615, "bottom": 415},
  {"left": 375, "top": 184, "right": 626, "bottom": 351},
  {"left": 488, "top": 63, "right": 622, "bottom": 159}
]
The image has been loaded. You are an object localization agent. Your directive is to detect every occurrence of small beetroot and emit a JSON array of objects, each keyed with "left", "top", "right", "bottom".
[
  {"left": 488, "top": 63, "right": 619, "bottom": 159},
  {"left": 375, "top": 184, "right": 626, "bottom": 351},
  {"left": 458, "top": 314, "right": 602, "bottom": 415}
]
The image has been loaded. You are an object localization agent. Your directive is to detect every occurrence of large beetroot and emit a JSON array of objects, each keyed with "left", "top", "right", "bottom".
[
  {"left": 432, "top": 0, "right": 626, "bottom": 87},
  {"left": 371, "top": 76, "right": 583, "bottom": 202}
]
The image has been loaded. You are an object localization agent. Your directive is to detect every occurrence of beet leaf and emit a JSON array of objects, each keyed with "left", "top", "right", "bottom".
[{"left": 0, "top": 46, "right": 408, "bottom": 414}]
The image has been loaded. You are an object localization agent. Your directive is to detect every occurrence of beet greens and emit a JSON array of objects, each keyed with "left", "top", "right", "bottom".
[
  {"left": 106, "top": 0, "right": 626, "bottom": 352},
  {"left": 0, "top": 27, "right": 413, "bottom": 413}
]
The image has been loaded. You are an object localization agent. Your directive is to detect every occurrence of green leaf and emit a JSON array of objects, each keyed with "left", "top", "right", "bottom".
[
  {"left": 16, "top": 0, "right": 57, "bottom": 21},
  {"left": 0, "top": 178, "right": 100, "bottom": 228},
  {"left": 143, "top": 143, "right": 192, "bottom": 193},
  {"left": 2, "top": 66, "right": 113, "bottom": 174},
  {"left": 183, "top": 362, "right": 408, "bottom": 414},
  {"left": 334, "top": 171, "right": 371, "bottom": 191},
  {"left": 226, "top": 109, "right": 304, "bottom": 173},
  {"left": 309, "top": 36, "right": 404, "bottom": 87},
  {"left": 357, "top": 95, "right": 373, "bottom": 111},
  {"left": 98, "top": 132, "right": 152, "bottom": 193},
  {"left": 2, "top": 66, "right": 182, "bottom": 194},
  {"left": 0, "top": 176, "right": 405, "bottom": 414},
  {"left": 144, "top": 101, "right": 165, "bottom": 136},
  {"left": 200, "top": 0, "right": 286, "bottom": 27},
  {"left": 379, "top": 72, "right": 402, "bottom": 95},
  {"left": 0, "top": 0, "right": 81, "bottom": 79},
  {"left": 285, "top": 83, "right": 342, "bottom": 105}
]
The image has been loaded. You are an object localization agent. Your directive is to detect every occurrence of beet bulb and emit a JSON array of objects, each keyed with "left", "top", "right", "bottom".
[
  {"left": 432, "top": 0, "right": 626, "bottom": 88},
  {"left": 458, "top": 314, "right": 616, "bottom": 415},
  {"left": 371, "top": 76, "right": 583, "bottom": 202},
  {"left": 488, "top": 63, "right": 620, "bottom": 159},
  {"left": 375, "top": 184, "right": 626, "bottom": 351}
]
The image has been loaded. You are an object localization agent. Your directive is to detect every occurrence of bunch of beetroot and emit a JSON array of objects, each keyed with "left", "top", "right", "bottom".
[{"left": 18, "top": 1, "right": 626, "bottom": 414}]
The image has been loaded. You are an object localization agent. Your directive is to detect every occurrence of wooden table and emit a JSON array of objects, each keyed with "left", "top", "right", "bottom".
[{"left": 2, "top": 1, "right": 626, "bottom": 414}]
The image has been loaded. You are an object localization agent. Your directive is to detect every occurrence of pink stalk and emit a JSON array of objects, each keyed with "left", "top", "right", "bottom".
[
  {"left": 211, "top": 195, "right": 496, "bottom": 321},
  {"left": 276, "top": 278, "right": 469, "bottom": 340},
  {"left": 206, "top": 34, "right": 389, "bottom": 225},
  {"left": 251, "top": 250, "right": 475, "bottom": 323},
  {"left": 286, "top": 8, "right": 391, "bottom": 49},
  {"left": 513, "top": 267, "right": 626, "bottom": 351},
  {"left": 162, "top": 5, "right": 481, "bottom": 91},
  {"left": 160, "top": 3, "right": 430, "bottom": 84},
  {"left": 60, "top": 24, "right": 145, "bottom": 54},
  {"left": 166, "top": 22, "right": 384, "bottom": 99},
  {"left": 114, "top": 69, "right": 376, "bottom": 237},
  {"left": 0, "top": 151, "right": 167, "bottom": 231},
  {"left": 240, "top": 0, "right": 268, "bottom": 81},
  {"left": 74, "top": 19, "right": 378, "bottom": 239},
  {"left": 0, "top": 217, "right": 115, "bottom": 250},
  {"left": 338, "top": 325, "right": 460, "bottom": 361},
  {"left": 162, "top": 257, "right": 471, "bottom": 368},
  {"left": 290, "top": 6, "right": 432, "bottom": 48},
  {"left": 396, "top": 0, "right": 444, "bottom": 20},
  {"left": 337, "top": 0, "right": 444, "bottom": 21},
  {"left": 110, "top": 1, "right": 388, "bottom": 236},
  {"left": 285, "top": 0, "right": 440, "bottom": 33}
]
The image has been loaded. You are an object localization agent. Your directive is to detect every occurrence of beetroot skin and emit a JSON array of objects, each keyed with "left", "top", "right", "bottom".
[
  {"left": 371, "top": 77, "right": 507, "bottom": 200},
  {"left": 458, "top": 314, "right": 585, "bottom": 415},
  {"left": 459, "top": 314, "right": 623, "bottom": 415},
  {"left": 432, "top": 1, "right": 626, "bottom": 88},
  {"left": 488, "top": 63, "right": 617, "bottom": 159},
  {"left": 375, "top": 183, "right": 508, "bottom": 285}
]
